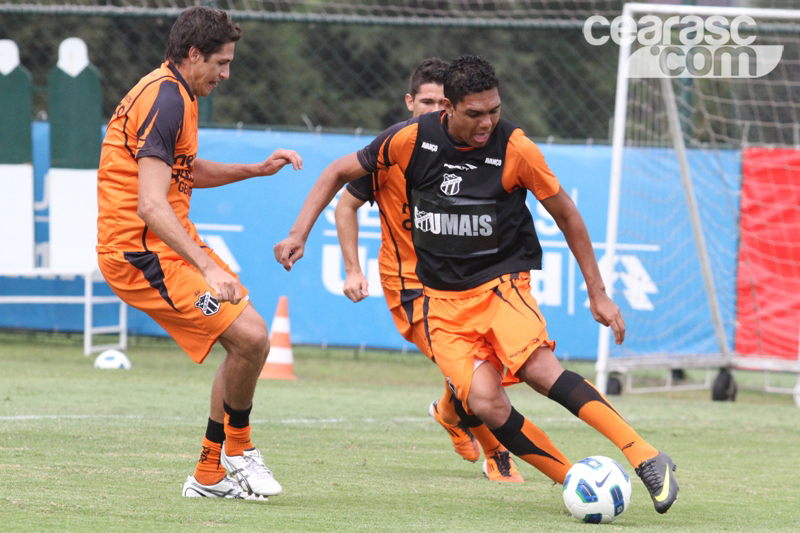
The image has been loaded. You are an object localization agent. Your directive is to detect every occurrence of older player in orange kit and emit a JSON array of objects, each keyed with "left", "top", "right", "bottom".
[{"left": 97, "top": 6, "right": 301, "bottom": 500}]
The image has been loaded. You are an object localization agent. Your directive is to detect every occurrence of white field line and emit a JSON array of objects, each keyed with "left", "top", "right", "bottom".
[{"left": 0, "top": 414, "right": 588, "bottom": 425}]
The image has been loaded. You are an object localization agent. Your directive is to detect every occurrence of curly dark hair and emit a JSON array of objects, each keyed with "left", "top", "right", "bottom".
[
  {"left": 443, "top": 55, "right": 499, "bottom": 106},
  {"left": 408, "top": 58, "right": 448, "bottom": 97},
  {"left": 165, "top": 6, "right": 242, "bottom": 65}
]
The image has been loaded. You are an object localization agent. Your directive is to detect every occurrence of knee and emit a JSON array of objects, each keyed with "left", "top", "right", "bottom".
[
  {"left": 234, "top": 323, "right": 269, "bottom": 363},
  {"left": 468, "top": 395, "right": 507, "bottom": 419},
  {"left": 467, "top": 388, "right": 510, "bottom": 428}
]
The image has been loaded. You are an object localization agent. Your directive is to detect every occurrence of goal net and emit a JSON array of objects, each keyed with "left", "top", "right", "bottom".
[{"left": 597, "top": 4, "right": 800, "bottom": 394}]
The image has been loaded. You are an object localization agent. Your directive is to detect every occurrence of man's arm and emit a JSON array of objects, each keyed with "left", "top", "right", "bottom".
[
  {"left": 335, "top": 188, "right": 369, "bottom": 302},
  {"left": 274, "top": 152, "right": 368, "bottom": 271},
  {"left": 138, "top": 156, "right": 242, "bottom": 303},
  {"left": 539, "top": 187, "right": 626, "bottom": 344},
  {"left": 193, "top": 149, "right": 302, "bottom": 188}
]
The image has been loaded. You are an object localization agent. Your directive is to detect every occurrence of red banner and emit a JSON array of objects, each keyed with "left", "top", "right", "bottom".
[{"left": 735, "top": 148, "right": 800, "bottom": 360}]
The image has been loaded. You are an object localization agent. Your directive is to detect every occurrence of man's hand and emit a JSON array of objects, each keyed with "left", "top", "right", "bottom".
[
  {"left": 589, "top": 292, "right": 626, "bottom": 344},
  {"left": 259, "top": 149, "right": 302, "bottom": 175},
  {"left": 204, "top": 265, "right": 243, "bottom": 304},
  {"left": 274, "top": 235, "right": 305, "bottom": 271},
  {"left": 343, "top": 272, "right": 369, "bottom": 302}
]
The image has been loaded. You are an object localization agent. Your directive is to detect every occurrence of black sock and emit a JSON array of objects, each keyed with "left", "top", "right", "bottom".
[
  {"left": 547, "top": 369, "right": 620, "bottom": 418},
  {"left": 489, "top": 407, "right": 562, "bottom": 463},
  {"left": 223, "top": 401, "right": 252, "bottom": 429},
  {"left": 205, "top": 417, "right": 225, "bottom": 444}
]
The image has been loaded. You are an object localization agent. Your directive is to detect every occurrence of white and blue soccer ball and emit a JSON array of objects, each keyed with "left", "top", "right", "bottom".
[
  {"left": 562, "top": 456, "right": 632, "bottom": 524},
  {"left": 93, "top": 349, "right": 132, "bottom": 370}
]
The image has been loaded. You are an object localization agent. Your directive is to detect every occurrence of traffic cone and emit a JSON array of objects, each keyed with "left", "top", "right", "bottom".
[{"left": 260, "top": 296, "right": 297, "bottom": 380}]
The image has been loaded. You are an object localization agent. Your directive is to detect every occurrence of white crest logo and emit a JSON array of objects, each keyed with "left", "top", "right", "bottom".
[
  {"left": 195, "top": 291, "right": 220, "bottom": 316},
  {"left": 414, "top": 207, "right": 433, "bottom": 232},
  {"left": 440, "top": 173, "right": 462, "bottom": 196}
]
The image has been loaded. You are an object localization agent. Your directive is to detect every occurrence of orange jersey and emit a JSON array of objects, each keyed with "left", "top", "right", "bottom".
[
  {"left": 357, "top": 112, "right": 561, "bottom": 291},
  {"left": 346, "top": 166, "right": 421, "bottom": 291},
  {"left": 97, "top": 61, "right": 200, "bottom": 253}
]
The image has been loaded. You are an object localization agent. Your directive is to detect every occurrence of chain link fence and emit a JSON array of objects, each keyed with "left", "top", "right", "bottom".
[{"left": 2, "top": 1, "right": 798, "bottom": 140}]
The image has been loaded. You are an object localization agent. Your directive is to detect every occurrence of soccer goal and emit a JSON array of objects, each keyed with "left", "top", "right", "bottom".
[{"left": 596, "top": 3, "right": 800, "bottom": 405}]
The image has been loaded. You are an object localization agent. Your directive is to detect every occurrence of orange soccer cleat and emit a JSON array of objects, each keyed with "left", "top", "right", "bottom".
[
  {"left": 483, "top": 450, "right": 524, "bottom": 483},
  {"left": 428, "top": 400, "right": 480, "bottom": 462}
]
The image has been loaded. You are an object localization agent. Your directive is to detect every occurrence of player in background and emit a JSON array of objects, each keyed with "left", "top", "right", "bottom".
[
  {"left": 97, "top": 6, "right": 301, "bottom": 500},
  {"left": 275, "top": 55, "right": 679, "bottom": 514},
  {"left": 336, "top": 58, "right": 528, "bottom": 482}
]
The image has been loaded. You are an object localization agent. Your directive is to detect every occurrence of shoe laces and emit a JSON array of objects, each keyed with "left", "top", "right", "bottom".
[
  {"left": 636, "top": 459, "right": 663, "bottom": 493},
  {"left": 493, "top": 451, "right": 513, "bottom": 476},
  {"left": 244, "top": 450, "right": 273, "bottom": 477},
  {"left": 218, "top": 476, "right": 238, "bottom": 491}
]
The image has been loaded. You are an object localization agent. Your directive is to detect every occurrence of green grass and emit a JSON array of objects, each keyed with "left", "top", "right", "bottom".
[{"left": 1, "top": 332, "right": 799, "bottom": 532}]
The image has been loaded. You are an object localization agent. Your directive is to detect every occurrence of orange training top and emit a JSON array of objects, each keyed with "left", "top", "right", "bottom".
[
  {"left": 346, "top": 164, "right": 422, "bottom": 291},
  {"left": 97, "top": 61, "right": 200, "bottom": 253}
]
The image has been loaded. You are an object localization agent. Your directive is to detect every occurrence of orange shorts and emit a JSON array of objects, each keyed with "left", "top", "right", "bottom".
[
  {"left": 422, "top": 272, "right": 555, "bottom": 410},
  {"left": 98, "top": 247, "right": 249, "bottom": 363},
  {"left": 384, "top": 286, "right": 432, "bottom": 360}
]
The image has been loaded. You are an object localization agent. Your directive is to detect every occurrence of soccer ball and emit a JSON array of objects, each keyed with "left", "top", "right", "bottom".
[
  {"left": 562, "top": 456, "right": 632, "bottom": 524},
  {"left": 93, "top": 349, "right": 132, "bottom": 370}
]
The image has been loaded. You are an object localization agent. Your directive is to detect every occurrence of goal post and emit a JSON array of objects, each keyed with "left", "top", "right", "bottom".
[{"left": 597, "top": 3, "right": 800, "bottom": 400}]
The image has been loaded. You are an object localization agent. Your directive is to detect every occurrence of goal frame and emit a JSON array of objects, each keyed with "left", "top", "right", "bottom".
[{"left": 596, "top": 3, "right": 800, "bottom": 404}]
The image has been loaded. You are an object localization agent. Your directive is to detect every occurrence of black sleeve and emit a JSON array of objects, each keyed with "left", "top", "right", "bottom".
[
  {"left": 356, "top": 117, "right": 417, "bottom": 174},
  {"left": 135, "top": 81, "right": 184, "bottom": 166},
  {"left": 346, "top": 174, "right": 374, "bottom": 204}
]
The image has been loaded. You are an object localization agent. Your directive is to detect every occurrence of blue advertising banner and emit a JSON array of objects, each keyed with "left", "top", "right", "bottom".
[{"left": 0, "top": 126, "right": 740, "bottom": 359}]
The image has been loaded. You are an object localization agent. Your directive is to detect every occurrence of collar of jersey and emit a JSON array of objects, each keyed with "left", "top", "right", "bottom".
[
  {"left": 165, "top": 61, "right": 196, "bottom": 102},
  {"left": 440, "top": 113, "right": 476, "bottom": 153}
]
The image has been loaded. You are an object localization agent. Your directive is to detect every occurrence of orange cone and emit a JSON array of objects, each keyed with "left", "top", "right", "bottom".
[{"left": 260, "top": 296, "right": 297, "bottom": 380}]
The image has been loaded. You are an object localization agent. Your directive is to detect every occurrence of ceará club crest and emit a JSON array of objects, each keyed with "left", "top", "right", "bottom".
[{"left": 440, "top": 173, "right": 462, "bottom": 196}]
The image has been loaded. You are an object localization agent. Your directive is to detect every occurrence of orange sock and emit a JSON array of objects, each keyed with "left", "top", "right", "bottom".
[
  {"left": 436, "top": 387, "right": 460, "bottom": 426},
  {"left": 223, "top": 402, "right": 253, "bottom": 456},
  {"left": 490, "top": 408, "right": 572, "bottom": 483},
  {"left": 194, "top": 418, "right": 226, "bottom": 485},
  {"left": 548, "top": 370, "right": 658, "bottom": 467},
  {"left": 194, "top": 438, "right": 225, "bottom": 485},
  {"left": 470, "top": 425, "right": 503, "bottom": 456}
]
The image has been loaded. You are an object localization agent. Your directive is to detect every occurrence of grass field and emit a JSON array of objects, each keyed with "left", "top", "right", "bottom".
[{"left": 1, "top": 332, "right": 799, "bottom": 532}]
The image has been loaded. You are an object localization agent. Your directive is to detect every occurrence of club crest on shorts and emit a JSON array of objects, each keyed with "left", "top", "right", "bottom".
[
  {"left": 195, "top": 291, "right": 220, "bottom": 316},
  {"left": 440, "top": 173, "right": 462, "bottom": 196}
]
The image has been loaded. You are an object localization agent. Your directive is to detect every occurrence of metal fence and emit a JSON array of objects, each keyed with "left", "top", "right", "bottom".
[
  {"left": 2, "top": 0, "right": 798, "bottom": 140},
  {"left": 1, "top": 3, "right": 624, "bottom": 140}
]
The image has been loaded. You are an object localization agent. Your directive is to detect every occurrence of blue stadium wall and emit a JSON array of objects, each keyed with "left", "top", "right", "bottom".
[{"left": 0, "top": 124, "right": 738, "bottom": 358}]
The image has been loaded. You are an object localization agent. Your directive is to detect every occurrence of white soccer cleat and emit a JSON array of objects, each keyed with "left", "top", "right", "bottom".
[
  {"left": 221, "top": 447, "right": 283, "bottom": 496},
  {"left": 181, "top": 474, "right": 268, "bottom": 500}
]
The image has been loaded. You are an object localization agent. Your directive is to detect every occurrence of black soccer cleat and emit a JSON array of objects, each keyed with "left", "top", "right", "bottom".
[{"left": 636, "top": 451, "right": 679, "bottom": 514}]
